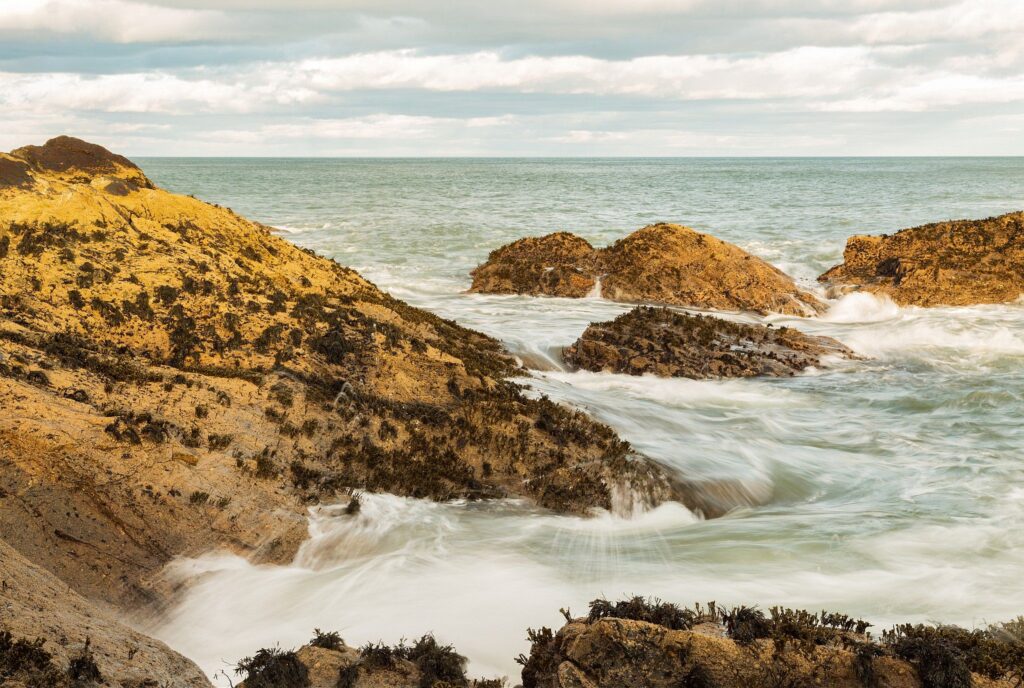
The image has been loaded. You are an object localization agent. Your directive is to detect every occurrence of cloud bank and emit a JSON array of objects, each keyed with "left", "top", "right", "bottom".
[{"left": 1, "top": 0, "right": 1022, "bottom": 155}]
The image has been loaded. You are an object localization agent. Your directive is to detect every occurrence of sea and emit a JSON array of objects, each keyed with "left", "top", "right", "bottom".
[{"left": 136, "top": 157, "right": 1024, "bottom": 685}]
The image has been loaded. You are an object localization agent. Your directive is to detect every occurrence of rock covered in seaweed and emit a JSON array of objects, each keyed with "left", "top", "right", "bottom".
[
  {"left": 818, "top": 211, "right": 1024, "bottom": 307},
  {"left": 0, "top": 136, "right": 694, "bottom": 669},
  {"left": 564, "top": 306, "right": 857, "bottom": 379},
  {"left": 470, "top": 223, "right": 824, "bottom": 316},
  {"left": 520, "top": 597, "right": 1024, "bottom": 688},
  {"left": 468, "top": 231, "right": 600, "bottom": 298},
  {"left": 236, "top": 631, "right": 503, "bottom": 688}
]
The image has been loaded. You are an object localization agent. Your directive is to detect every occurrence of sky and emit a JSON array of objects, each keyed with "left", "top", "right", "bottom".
[{"left": 1, "top": 0, "right": 1023, "bottom": 156}]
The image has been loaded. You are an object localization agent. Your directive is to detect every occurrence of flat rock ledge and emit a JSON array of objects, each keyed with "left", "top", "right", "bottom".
[
  {"left": 563, "top": 306, "right": 857, "bottom": 379},
  {"left": 818, "top": 210, "right": 1024, "bottom": 307},
  {"left": 470, "top": 224, "right": 825, "bottom": 316}
]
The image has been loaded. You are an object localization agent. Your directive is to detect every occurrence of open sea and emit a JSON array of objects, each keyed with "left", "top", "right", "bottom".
[{"left": 137, "top": 157, "right": 1024, "bottom": 685}]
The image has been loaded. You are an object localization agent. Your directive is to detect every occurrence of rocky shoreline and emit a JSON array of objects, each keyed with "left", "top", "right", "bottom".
[
  {"left": 219, "top": 597, "right": 1024, "bottom": 687},
  {"left": 2, "top": 137, "right": 1023, "bottom": 687}
]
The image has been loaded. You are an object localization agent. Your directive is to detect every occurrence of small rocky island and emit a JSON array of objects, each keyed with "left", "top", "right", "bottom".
[
  {"left": 470, "top": 224, "right": 825, "bottom": 316},
  {"left": 819, "top": 211, "right": 1024, "bottom": 306},
  {"left": 564, "top": 306, "right": 857, "bottom": 379}
]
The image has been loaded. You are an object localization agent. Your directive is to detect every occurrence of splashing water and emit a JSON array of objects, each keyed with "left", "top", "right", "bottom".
[{"left": 137, "top": 158, "right": 1024, "bottom": 685}]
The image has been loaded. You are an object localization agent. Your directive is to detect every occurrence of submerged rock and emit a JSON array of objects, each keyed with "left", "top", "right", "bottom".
[
  {"left": 564, "top": 306, "right": 856, "bottom": 379},
  {"left": 818, "top": 211, "right": 1024, "bottom": 307},
  {"left": 470, "top": 223, "right": 824, "bottom": 316}
]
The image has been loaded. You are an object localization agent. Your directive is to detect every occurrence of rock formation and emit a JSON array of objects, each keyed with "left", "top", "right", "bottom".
[
  {"left": 564, "top": 306, "right": 857, "bottom": 378},
  {"left": 0, "top": 540, "right": 209, "bottom": 687},
  {"left": 0, "top": 137, "right": 694, "bottom": 685},
  {"left": 470, "top": 224, "right": 825, "bottom": 316},
  {"left": 818, "top": 211, "right": 1024, "bottom": 307},
  {"left": 519, "top": 597, "right": 1023, "bottom": 688},
  {"left": 236, "top": 632, "right": 503, "bottom": 688}
]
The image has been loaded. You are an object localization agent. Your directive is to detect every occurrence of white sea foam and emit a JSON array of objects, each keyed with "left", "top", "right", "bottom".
[{"left": 822, "top": 292, "right": 901, "bottom": 323}]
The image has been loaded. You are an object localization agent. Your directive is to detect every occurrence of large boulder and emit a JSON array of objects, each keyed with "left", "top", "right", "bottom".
[
  {"left": 470, "top": 224, "right": 824, "bottom": 316},
  {"left": 468, "top": 232, "right": 599, "bottom": 298},
  {"left": 818, "top": 211, "right": 1024, "bottom": 307},
  {"left": 564, "top": 306, "right": 857, "bottom": 378}
]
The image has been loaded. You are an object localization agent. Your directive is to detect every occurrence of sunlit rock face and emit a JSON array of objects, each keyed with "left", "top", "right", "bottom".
[
  {"left": 0, "top": 137, "right": 702, "bottom": 674},
  {"left": 471, "top": 223, "right": 825, "bottom": 316},
  {"left": 819, "top": 211, "right": 1024, "bottom": 307}
]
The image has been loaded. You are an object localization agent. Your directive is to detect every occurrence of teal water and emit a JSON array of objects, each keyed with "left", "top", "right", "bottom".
[{"left": 140, "top": 158, "right": 1024, "bottom": 684}]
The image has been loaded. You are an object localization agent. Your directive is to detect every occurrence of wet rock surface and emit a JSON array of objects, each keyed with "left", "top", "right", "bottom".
[
  {"left": 818, "top": 211, "right": 1024, "bottom": 307},
  {"left": 564, "top": 306, "right": 857, "bottom": 379},
  {"left": 470, "top": 223, "right": 824, "bottom": 316}
]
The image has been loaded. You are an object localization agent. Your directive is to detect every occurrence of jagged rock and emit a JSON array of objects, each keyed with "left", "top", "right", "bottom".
[
  {"left": 818, "top": 211, "right": 1024, "bottom": 307},
  {"left": 564, "top": 306, "right": 857, "bottom": 379},
  {"left": 0, "top": 539, "right": 210, "bottom": 687},
  {"left": 470, "top": 224, "right": 824, "bottom": 316}
]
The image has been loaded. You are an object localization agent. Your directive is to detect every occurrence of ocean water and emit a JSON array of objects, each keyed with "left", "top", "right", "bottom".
[{"left": 138, "top": 158, "right": 1024, "bottom": 685}]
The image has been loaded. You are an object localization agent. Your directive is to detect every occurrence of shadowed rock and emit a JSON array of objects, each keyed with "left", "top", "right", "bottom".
[
  {"left": 564, "top": 306, "right": 857, "bottom": 379},
  {"left": 237, "top": 633, "right": 504, "bottom": 688},
  {"left": 819, "top": 211, "right": 1024, "bottom": 307},
  {"left": 0, "top": 155, "right": 33, "bottom": 188},
  {"left": 12, "top": 135, "right": 141, "bottom": 174},
  {"left": 470, "top": 224, "right": 824, "bottom": 316},
  {"left": 0, "top": 539, "right": 210, "bottom": 687}
]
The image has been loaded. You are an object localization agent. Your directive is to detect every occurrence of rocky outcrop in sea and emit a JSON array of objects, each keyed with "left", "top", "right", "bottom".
[
  {"left": 818, "top": 211, "right": 1024, "bottom": 307},
  {"left": 564, "top": 306, "right": 857, "bottom": 378},
  {"left": 470, "top": 224, "right": 825, "bottom": 316}
]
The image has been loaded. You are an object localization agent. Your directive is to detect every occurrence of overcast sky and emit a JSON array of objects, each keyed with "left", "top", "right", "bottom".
[{"left": 2, "top": 0, "right": 1022, "bottom": 156}]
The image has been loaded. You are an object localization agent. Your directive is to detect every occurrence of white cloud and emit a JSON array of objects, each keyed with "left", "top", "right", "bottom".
[
  {"left": 0, "top": 0, "right": 235, "bottom": 43},
  {"left": 202, "top": 114, "right": 518, "bottom": 145},
  {"left": 286, "top": 47, "right": 882, "bottom": 99},
  {"left": 3, "top": 42, "right": 1019, "bottom": 118},
  {"left": 2, "top": 0, "right": 1023, "bottom": 154},
  {"left": 0, "top": 69, "right": 319, "bottom": 114}
]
